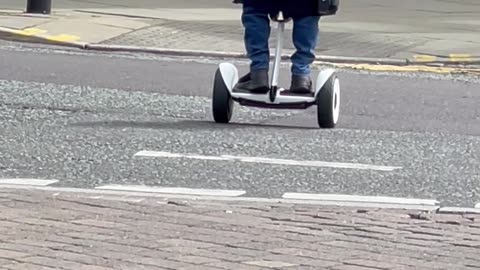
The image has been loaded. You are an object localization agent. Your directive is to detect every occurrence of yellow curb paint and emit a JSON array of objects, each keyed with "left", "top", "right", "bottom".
[
  {"left": 449, "top": 54, "right": 473, "bottom": 62},
  {"left": 449, "top": 54, "right": 472, "bottom": 58},
  {"left": 46, "top": 34, "right": 80, "bottom": 42},
  {"left": 328, "top": 63, "right": 479, "bottom": 75},
  {"left": 413, "top": 54, "right": 437, "bottom": 62},
  {"left": 413, "top": 54, "right": 477, "bottom": 63},
  {"left": 17, "top": 28, "right": 47, "bottom": 36},
  {"left": 0, "top": 26, "right": 81, "bottom": 43}
]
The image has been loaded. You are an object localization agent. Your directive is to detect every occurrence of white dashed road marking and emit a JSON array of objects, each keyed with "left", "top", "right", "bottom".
[
  {"left": 438, "top": 207, "right": 480, "bottom": 214},
  {"left": 0, "top": 184, "right": 441, "bottom": 210},
  {"left": 95, "top": 185, "right": 246, "bottom": 197},
  {"left": 134, "top": 150, "right": 402, "bottom": 172},
  {"left": 0, "top": 178, "right": 58, "bottom": 186},
  {"left": 282, "top": 193, "right": 439, "bottom": 206}
]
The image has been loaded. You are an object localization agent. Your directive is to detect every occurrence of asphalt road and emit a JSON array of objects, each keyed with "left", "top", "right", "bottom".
[{"left": 0, "top": 41, "right": 479, "bottom": 208}]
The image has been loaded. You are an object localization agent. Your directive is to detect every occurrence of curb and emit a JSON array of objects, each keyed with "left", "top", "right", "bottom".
[
  {"left": 86, "top": 44, "right": 480, "bottom": 74},
  {"left": 332, "top": 63, "right": 480, "bottom": 75},
  {"left": 86, "top": 44, "right": 247, "bottom": 59},
  {"left": 409, "top": 54, "right": 480, "bottom": 66},
  {"left": 86, "top": 44, "right": 480, "bottom": 67},
  {"left": 1, "top": 26, "right": 479, "bottom": 73},
  {"left": 86, "top": 44, "right": 410, "bottom": 66}
]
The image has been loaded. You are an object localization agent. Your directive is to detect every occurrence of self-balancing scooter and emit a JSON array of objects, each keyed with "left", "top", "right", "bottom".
[{"left": 212, "top": 11, "right": 340, "bottom": 128}]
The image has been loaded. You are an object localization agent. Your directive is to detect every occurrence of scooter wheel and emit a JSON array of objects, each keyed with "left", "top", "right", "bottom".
[
  {"left": 317, "top": 73, "right": 340, "bottom": 128},
  {"left": 212, "top": 68, "right": 234, "bottom": 123}
]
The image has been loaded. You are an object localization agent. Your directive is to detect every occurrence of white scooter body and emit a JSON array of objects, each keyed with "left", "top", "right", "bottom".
[
  {"left": 219, "top": 63, "right": 337, "bottom": 107},
  {"left": 212, "top": 12, "right": 341, "bottom": 128}
]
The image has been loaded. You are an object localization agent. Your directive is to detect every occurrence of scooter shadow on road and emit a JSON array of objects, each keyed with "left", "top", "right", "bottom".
[{"left": 70, "top": 119, "right": 319, "bottom": 131}]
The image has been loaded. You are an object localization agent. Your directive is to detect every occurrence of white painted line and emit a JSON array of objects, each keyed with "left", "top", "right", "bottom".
[
  {"left": 475, "top": 203, "right": 480, "bottom": 209},
  {"left": 0, "top": 185, "right": 440, "bottom": 211},
  {"left": 0, "top": 178, "right": 58, "bottom": 186},
  {"left": 438, "top": 207, "right": 480, "bottom": 214},
  {"left": 282, "top": 193, "right": 439, "bottom": 206},
  {"left": 84, "top": 195, "right": 145, "bottom": 203},
  {"left": 95, "top": 185, "right": 246, "bottom": 197},
  {"left": 134, "top": 151, "right": 402, "bottom": 172}
]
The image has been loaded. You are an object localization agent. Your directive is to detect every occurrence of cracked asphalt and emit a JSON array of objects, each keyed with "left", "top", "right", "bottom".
[{"left": 0, "top": 40, "right": 479, "bottom": 207}]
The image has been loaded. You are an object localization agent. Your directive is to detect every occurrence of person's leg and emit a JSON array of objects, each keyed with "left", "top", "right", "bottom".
[
  {"left": 235, "top": 5, "right": 271, "bottom": 93},
  {"left": 290, "top": 15, "right": 320, "bottom": 93},
  {"left": 243, "top": 5, "right": 271, "bottom": 73}
]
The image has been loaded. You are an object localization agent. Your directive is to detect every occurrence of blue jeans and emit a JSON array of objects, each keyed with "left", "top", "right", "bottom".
[{"left": 242, "top": 6, "right": 320, "bottom": 76}]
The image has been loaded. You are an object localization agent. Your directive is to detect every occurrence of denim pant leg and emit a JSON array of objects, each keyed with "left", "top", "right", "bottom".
[
  {"left": 242, "top": 6, "right": 271, "bottom": 72},
  {"left": 291, "top": 16, "right": 320, "bottom": 76}
]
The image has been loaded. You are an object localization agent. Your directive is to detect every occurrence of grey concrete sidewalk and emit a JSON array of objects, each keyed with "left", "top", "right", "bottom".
[
  {"left": 1, "top": 0, "right": 480, "bottom": 66},
  {"left": 1, "top": 187, "right": 480, "bottom": 270}
]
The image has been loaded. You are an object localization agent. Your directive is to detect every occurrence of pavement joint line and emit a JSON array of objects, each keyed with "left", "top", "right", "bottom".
[
  {"left": 0, "top": 178, "right": 58, "bottom": 186},
  {"left": 94, "top": 185, "right": 246, "bottom": 197},
  {"left": 282, "top": 193, "right": 439, "bottom": 206},
  {"left": 0, "top": 184, "right": 441, "bottom": 211},
  {"left": 134, "top": 150, "right": 402, "bottom": 172},
  {"left": 72, "top": 9, "right": 165, "bottom": 20}
]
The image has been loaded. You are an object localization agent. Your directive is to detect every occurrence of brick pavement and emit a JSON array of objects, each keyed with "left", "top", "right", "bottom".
[
  {"left": 101, "top": 19, "right": 429, "bottom": 59},
  {"left": 1, "top": 188, "right": 480, "bottom": 270}
]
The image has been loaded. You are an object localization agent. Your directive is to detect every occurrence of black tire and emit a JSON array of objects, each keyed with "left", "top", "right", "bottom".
[
  {"left": 212, "top": 68, "right": 234, "bottom": 123},
  {"left": 317, "top": 74, "right": 340, "bottom": 128}
]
